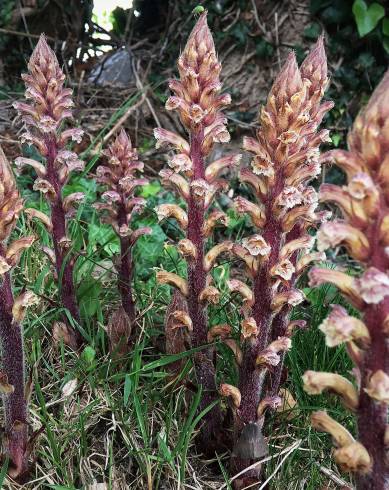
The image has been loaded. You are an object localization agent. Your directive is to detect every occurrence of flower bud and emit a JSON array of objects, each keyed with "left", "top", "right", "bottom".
[
  {"left": 219, "top": 383, "right": 241, "bottom": 408},
  {"left": 241, "top": 317, "right": 259, "bottom": 339},
  {"left": 364, "top": 370, "right": 389, "bottom": 403},
  {"left": 12, "top": 290, "right": 39, "bottom": 324},
  {"left": 203, "top": 241, "right": 232, "bottom": 271},
  {"left": 156, "top": 271, "right": 188, "bottom": 296},
  {"left": 177, "top": 239, "right": 197, "bottom": 260},
  {"left": 156, "top": 204, "right": 188, "bottom": 229},
  {"left": 317, "top": 221, "right": 370, "bottom": 261},
  {"left": 319, "top": 305, "right": 370, "bottom": 348},
  {"left": 199, "top": 286, "right": 220, "bottom": 304},
  {"left": 303, "top": 370, "right": 358, "bottom": 411}
]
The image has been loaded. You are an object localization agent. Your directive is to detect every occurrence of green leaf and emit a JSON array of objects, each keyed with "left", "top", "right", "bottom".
[
  {"left": 331, "top": 133, "right": 342, "bottom": 147},
  {"left": 88, "top": 223, "right": 119, "bottom": 255},
  {"left": 255, "top": 38, "right": 274, "bottom": 58},
  {"left": 383, "top": 18, "right": 389, "bottom": 36},
  {"left": 77, "top": 279, "right": 102, "bottom": 316},
  {"left": 81, "top": 346, "right": 96, "bottom": 365},
  {"left": 140, "top": 181, "right": 161, "bottom": 198},
  {"left": 303, "top": 22, "right": 321, "bottom": 40},
  {"left": 0, "top": 458, "right": 9, "bottom": 489},
  {"left": 352, "top": 0, "right": 385, "bottom": 37}
]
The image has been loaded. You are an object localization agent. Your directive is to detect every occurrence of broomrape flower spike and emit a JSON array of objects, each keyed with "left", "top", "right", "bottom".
[
  {"left": 14, "top": 35, "right": 85, "bottom": 349},
  {"left": 0, "top": 147, "right": 36, "bottom": 480},
  {"left": 230, "top": 36, "right": 333, "bottom": 485},
  {"left": 94, "top": 130, "right": 150, "bottom": 352},
  {"left": 154, "top": 11, "right": 237, "bottom": 445},
  {"left": 305, "top": 69, "right": 389, "bottom": 490}
]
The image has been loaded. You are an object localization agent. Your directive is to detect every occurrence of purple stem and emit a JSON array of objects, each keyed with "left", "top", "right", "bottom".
[
  {"left": 187, "top": 130, "right": 222, "bottom": 443},
  {"left": 117, "top": 202, "right": 135, "bottom": 326},
  {"left": 45, "top": 138, "right": 82, "bottom": 347},
  {"left": 356, "top": 302, "right": 389, "bottom": 490},
  {"left": 0, "top": 270, "right": 28, "bottom": 478},
  {"left": 232, "top": 185, "right": 284, "bottom": 479}
]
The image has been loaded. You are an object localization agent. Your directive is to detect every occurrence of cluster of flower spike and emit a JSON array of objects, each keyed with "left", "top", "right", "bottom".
[
  {"left": 14, "top": 35, "right": 85, "bottom": 348},
  {"left": 0, "top": 147, "right": 38, "bottom": 479},
  {"left": 154, "top": 12, "right": 239, "bottom": 442},
  {"left": 217, "top": 38, "right": 333, "bottom": 483},
  {"left": 95, "top": 129, "right": 150, "bottom": 349},
  {"left": 303, "top": 70, "right": 389, "bottom": 489}
]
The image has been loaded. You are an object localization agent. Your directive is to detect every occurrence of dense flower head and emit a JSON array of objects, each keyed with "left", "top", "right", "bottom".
[
  {"left": 95, "top": 130, "right": 149, "bottom": 237},
  {"left": 235, "top": 38, "right": 332, "bottom": 321},
  {"left": 14, "top": 34, "right": 85, "bottom": 188},
  {"left": 163, "top": 12, "right": 230, "bottom": 152},
  {"left": 348, "top": 70, "right": 389, "bottom": 170},
  {"left": 15, "top": 35, "right": 76, "bottom": 137}
]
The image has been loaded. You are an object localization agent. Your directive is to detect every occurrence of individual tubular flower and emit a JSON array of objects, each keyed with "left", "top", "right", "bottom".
[
  {"left": 94, "top": 130, "right": 150, "bottom": 340},
  {"left": 230, "top": 37, "right": 333, "bottom": 483},
  {"left": 14, "top": 35, "right": 85, "bottom": 348},
  {"left": 154, "top": 12, "right": 237, "bottom": 445},
  {"left": 304, "top": 69, "right": 389, "bottom": 490},
  {"left": 0, "top": 147, "right": 37, "bottom": 480}
]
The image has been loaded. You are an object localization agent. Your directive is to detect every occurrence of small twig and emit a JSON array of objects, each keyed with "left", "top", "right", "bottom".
[
  {"left": 17, "top": 0, "right": 34, "bottom": 50},
  {"left": 131, "top": 57, "right": 161, "bottom": 128},
  {"left": 218, "top": 439, "right": 302, "bottom": 489},
  {"left": 274, "top": 12, "right": 281, "bottom": 70},
  {"left": 0, "top": 27, "right": 55, "bottom": 42},
  {"left": 222, "top": 8, "right": 241, "bottom": 33},
  {"left": 100, "top": 94, "right": 147, "bottom": 146},
  {"left": 258, "top": 439, "right": 302, "bottom": 489},
  {"left": 250, "top": 0, "right": 271, "bottom": 42},
  {"left": 316, "top": 463, "right": 352, "bottom": 488}
]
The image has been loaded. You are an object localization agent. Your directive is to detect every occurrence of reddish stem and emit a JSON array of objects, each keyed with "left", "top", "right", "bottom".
[
  {"left": 117, "top": 202, "right": 135, "bottom": 326},
  {"left": 356, "top": 302, "right": 389, "bottom": 490},
  {"left": 45, "top": 137, "right": 82, "bottom": 347},
  {"left": 232, "top": 182, "right": 284, "bottom": 479},
  {"left": 0, "top": 271, "right": 28, "bottom": 479},
  {"left": 187, "top": 130, "right": 222, "bottom": 444}
]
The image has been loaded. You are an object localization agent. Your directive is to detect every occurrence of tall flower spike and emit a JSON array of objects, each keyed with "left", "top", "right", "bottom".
[
  {"left": 305, "top": 69, "right": 389, "bottom": 490},
  {"left": 230, "top": 37, "right": 333, "bottom": 485},
  {"left": 14, "top": 35, "right": 85, "bottom": 348},
  {"left": 155, "top": 12, "right": 237, "bottom": 445},
  {"left": 0, "top": 146, "right": 36, "bottom": 480},
  {"left": 94, "top": 130, "right": 150, "bottom": 346}
]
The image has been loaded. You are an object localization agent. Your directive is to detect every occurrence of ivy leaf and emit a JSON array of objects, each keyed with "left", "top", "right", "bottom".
[{"left": 352, "top": 0, "right": 385, "bottom": 37}]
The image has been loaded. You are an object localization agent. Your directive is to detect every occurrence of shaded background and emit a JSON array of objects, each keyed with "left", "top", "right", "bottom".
[{"left": 1, "top": 0, "right": 388, "bottom": 166}]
